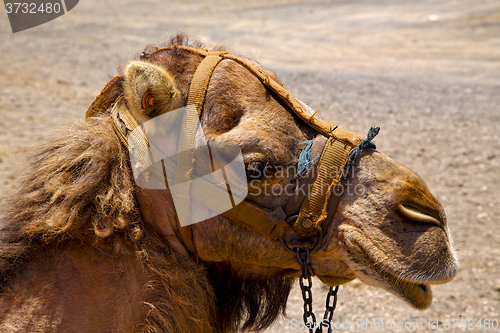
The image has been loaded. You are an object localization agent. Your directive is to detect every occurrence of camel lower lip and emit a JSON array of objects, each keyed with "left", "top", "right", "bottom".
[
  {"left": 391, "top": 278, "right": 432, "bottom": 309},
  {"left": 345, "top": 237, "right": 433, "bottom": 309}
]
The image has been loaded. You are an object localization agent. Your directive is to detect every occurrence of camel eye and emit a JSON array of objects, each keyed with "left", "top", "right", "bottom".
[{"left": 244, "top": 161, "right": 266, "bottom": 180}]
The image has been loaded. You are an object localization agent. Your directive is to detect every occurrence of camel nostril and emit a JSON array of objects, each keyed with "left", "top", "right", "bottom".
[{"left": 397, "top": 203, "right": 443, "bottom": 227}]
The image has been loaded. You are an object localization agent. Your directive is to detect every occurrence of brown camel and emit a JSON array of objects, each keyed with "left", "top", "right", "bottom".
[{"left": 0, "top": 34, "right": 457, "bottom": 333}]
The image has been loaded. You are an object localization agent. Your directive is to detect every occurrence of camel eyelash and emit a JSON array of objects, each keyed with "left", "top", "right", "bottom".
[
  {"left": 244, "top": 161, "right": 278, "bottom": 180},
  {"left": 244, "top": 161, "right": 266, "bottom": 179}
]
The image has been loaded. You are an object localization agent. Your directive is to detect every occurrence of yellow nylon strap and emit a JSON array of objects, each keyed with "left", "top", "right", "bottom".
[
  {"left": 110, "top": 99, "right": 205, "bottom": 252},
  {"left": 174, "top": 52, "right": 226, "bottom": 224},
  {"left": 177, "top": 51, "right": 226, "bottom": 174},
  {"left": 179, "top": 51, "right": 225, "bottom": 162},
  {"left": 222, "top": 200, "right": 290, "bottom": 239},
  {"left": 293, "top": 137, "right": 355, "bottom": 235},
  {"left": 187, "top": 51, "right": 227, "bottom": 116}
]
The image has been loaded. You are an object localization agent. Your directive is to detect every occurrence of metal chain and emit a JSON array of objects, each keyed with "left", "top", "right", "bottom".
[
  {"left": 315, "top": 286, "right": 339, "bottom": 333},
  {"left": 297, "top": 247, "right": 316, "bottom": 333},
  {"left": 296, "top": 247, "right": 339, "bottom": 333}
]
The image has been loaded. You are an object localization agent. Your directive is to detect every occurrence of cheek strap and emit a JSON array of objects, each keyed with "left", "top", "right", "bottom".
[{"left": 292, "top": 134, "right": 357, "bottom": 236}]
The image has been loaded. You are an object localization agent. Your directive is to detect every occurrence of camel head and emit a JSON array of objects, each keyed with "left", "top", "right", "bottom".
[{"left": 88, "top": 37, "right": 458, "bottom": 312}]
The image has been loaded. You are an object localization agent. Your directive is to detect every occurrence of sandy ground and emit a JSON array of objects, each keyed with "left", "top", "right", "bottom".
[{"left": 1, "top": 0, "right": 499, "bottom": 332}]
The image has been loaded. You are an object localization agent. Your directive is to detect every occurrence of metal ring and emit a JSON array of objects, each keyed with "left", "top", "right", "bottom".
[
  {"left": 280, "top": 228, "right": 323, "bottom": 254},
  {"left": 285, "top": 214, "right": 298, "bottom": 224}
]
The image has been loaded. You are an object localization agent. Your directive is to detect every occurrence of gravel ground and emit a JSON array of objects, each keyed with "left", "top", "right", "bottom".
[{"left": 1, "top": 0, "right": 499, "bottom": 332}]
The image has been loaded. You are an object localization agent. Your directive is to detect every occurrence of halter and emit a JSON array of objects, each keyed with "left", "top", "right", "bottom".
[
  {"left": 91, "top": 44, "right": 379, "bottom": 332},
  {"left": 109, "top": 44, "right": 370, "bottom": 243}
]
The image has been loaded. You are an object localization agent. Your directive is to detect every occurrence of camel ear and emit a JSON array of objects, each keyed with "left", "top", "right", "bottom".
[
  {"left": 123, "top": 61, "right": 182, "bottom": 123},
  {"left": 85, "top": 76, "right": 123, "bottom": 118}
]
